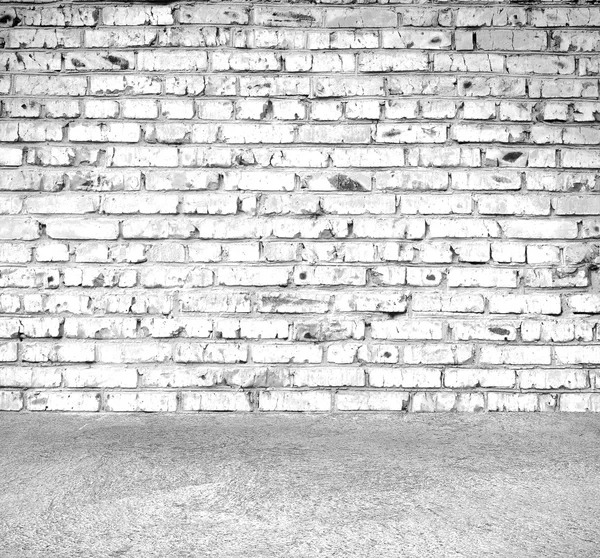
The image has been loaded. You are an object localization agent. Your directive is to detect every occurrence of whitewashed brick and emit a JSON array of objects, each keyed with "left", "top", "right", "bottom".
[
  {"left": 337, "top": 391, "right": 409, "bottom": 411},
  {"left": 27, "top": 391, "right": 100, "bottom": 412},
  {"left": 2, "top": 1, "right": 597, "bottom": 413},
  {"left": 260, "top": 391, "right": 330, "bottom": 412}
]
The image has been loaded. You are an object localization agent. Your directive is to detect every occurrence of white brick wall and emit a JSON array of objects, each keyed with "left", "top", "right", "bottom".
[{"left": 0, "top": 1, "right": 599, "bottom": 412}]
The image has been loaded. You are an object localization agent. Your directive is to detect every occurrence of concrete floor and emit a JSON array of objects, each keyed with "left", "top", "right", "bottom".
[{"left": 1, "top": 413, "right": 599, "bottom": 558}]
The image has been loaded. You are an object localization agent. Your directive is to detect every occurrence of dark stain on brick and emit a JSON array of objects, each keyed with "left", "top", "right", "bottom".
[
  {"left": 463, "top": 81, "right": 472, "bottom": 89},
  {"left": 224, "top": 10, "right": 245, "bottom": 22},
  {"left": 383, "top": 351, "right": 392, "bottom": 358},
  {"left": 70, "top": 58, "right": 85, "bottom": 68},
  {"left": 387, "top": 312, "right": 404, "bottom": 318},
  {"left": 299, "top": 272, "right": 307, "bottom": 280},
  {"left": 234, "top": 154, "right": 254, "bottom": 166},
  {"left": 260, "top": 100, "right": 274, "bottom": 120},
  {"left": 331, "top": 174, "right": 367, "bottom": 192},
  {"left": 492, "top": 175, "right": 512, "bottom": 183},
  {"left": 275, "top": 11, "right": 316, "bottom": 24},
  {"left": 426, "top": 274, "right": 436, "bottom": 281},
  {"left": 489, "top": 327, "right": 511, "bottom": 337},
  {"left": 406, "top": 41, "right": 415, "bottom": 48},
  {"left": 105, "top": 55, "right": 130, "bottom": 70},
  {"left": 502, "top": 151, "right": 522, "bottom": 163},
  {"left": 571, "top": 181, "right": 584, "bottom": 192},
  {"left": 556, "top": 267, "right": 585, "bottom": 279},
  {"left": 0, "top": 12, "right": 19, "bottom": 26},
  {"left": 431, "top": 36, "right": 441, "bottom": 44},
  {"left": 30, "top": 396, "right": 48, "bottom": 409}
]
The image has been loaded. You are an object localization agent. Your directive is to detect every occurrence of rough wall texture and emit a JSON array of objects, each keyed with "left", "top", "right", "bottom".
[{"left": 0, "top": 1, "right": 599, "bottom": 413}]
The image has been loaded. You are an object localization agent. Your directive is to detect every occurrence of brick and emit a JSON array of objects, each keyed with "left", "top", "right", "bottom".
[
  {"left": 110, "top": 147, "right": 178, "bottom": 168},
  {"left": 35, "top": 243, "right": 69, "bottom": 262},
  {"left": 138, "top": 51, "right": 207, "bottom": 72},
  {"left": 487, "top": 393, "right": 553, "bottom": 413},
  {"left": 239, "top": 76, "right": 308, "bottom": 97},
  {"left": 97, "top": 343, "right": 172, "bottom": 364},
  {"left": 455, "top": 7, "right": 526, "bottom": 28},
  {"left": 560, "top": 394, "right": 600, "bottom": 413},
  {"left": 434, "top": 53, "right": 504, "bottom": 74},
  {"left": 102, "top": 6, "right": 173, "bottom": 26},
  {"left": 371, "top": 320, "right": 443, "bottom": 341},
  {"left": 179, "top": 5, "right": 248, "bottom": 25},
  {"left": 0, "top": 148, "right": 23, "bottom": 167},
  {"left": 412, "top": 392, "right": 484, "bottom": 413},
  {"left": 325, "top": 8, "right": 397, "bottom": 28},
  {"left": 519, "top": 369, "right": 588, "bottom": 390},
  {"left": 481, "top": 346, "right": 552, "bottom": 365},
  {"left": 254, "top": 8, "right": 321, "bottom": 28},
  {"left": 0, "top": 342, "right": 18, "bottom": 362},
  {"left": 0, "top": 244, "right": 31, "bottom": 264},
  {"left": 15, "top": 6, "right": 98, "bottom": 27},
  {"left": 431, "top": 220, "right": 499, "bottom": 242},
  {"left": 382, "top": 29, "right": 451, "bottom": 50},
  {"left": 62, "top": 367, "right": 138, "bottom": 388},
  {"left": 217, "top": 267, "right": 289, "bottom": 287},
  {"left": 293, "top": 368, "right": 364, "bottom": 387},
  {"left": 358, "top": 52, "right": 428, "bottom": 73},
  {"left": 477, "top": 30, "right": 547, "bottom": 51},
  {"left": 26, "top": 391, "right": 100, "bottom": 412},
  {"left": 499, "top": 220, "right": 577, "bottom": 239},
  {"left": 413, "top": 294, "right": 485, "bottom": 314},
  {"left": 15, "top": 75, "right": 87, "bottom": 96},
  {"left": 69, "top": 123, "right": 140, "bottom": 143},
  {"left": 334, "top": 292, "right": 407, "bottom": 313},
  {"left": 104, "top": 392, "right": 177, "bottom": 412},
  {"left": 445, "top": 369, "right": 515, "bottom": 389},
  {"left": 259, "top": 391, "right": 330, "bottom": 412},
  {"left": 0, "top": 218, "right": 40, "bottom": 240},
  {"left": 337, "top": 391, "right": 409, "bottom": 412},
  {"left": 45, "top": 219, "right": 119, "bottom": 240},
  {"left": 181, "top": 391, "right": 252, "bottom": 412},
  {"left": 404, "top": 344, "right": 474, "bottom": 365},
  {"left": 369, "top": 368, "right": 441, "bottom": 389},
  {"left": 253, "top": 344, "right": 321, "bottom": 364},
  {"left": 314, "top": 77, "right": 384, "bottom": 98},
  {"left": 0, "top": 391, "right": 24, "bottom": 411},
  {"left": 555, "top": 347, "right": 600, "bottom": 365}
]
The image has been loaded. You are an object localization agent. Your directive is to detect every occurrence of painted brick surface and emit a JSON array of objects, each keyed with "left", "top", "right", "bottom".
[{"left": 0, "top": 0, "right": 599, "bottom": 413}]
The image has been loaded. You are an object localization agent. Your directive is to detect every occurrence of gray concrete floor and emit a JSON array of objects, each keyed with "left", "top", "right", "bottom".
[{"left": 1, "top": 413, "right": 599, "bottom": 558}]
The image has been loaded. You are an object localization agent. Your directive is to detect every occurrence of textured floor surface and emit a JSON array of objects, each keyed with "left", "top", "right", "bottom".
[{"left": 1, "top": 413, "right": 599, "bottom": 558}]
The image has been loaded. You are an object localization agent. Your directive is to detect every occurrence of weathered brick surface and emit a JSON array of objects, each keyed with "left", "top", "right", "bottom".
[{"left": 1, "top": 0, "right": 599, "bottom": 412}]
